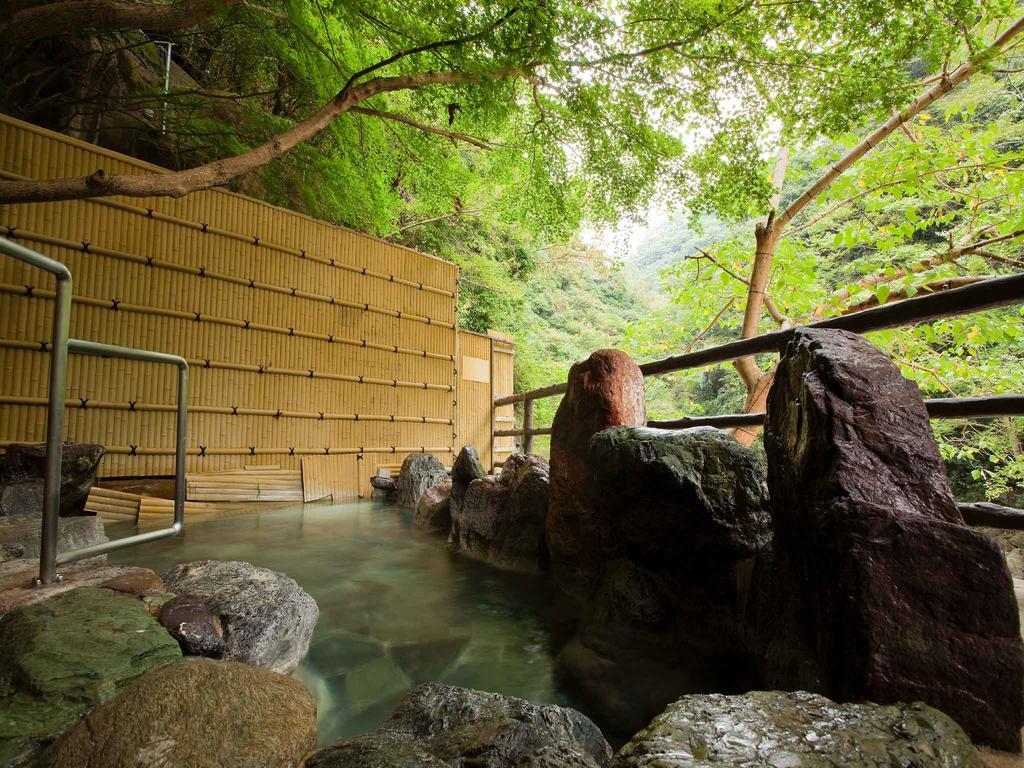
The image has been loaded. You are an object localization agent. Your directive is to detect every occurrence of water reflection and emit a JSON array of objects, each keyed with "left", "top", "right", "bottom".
[{"left": 109, "top": 500, "right": 578, "bottom": 745}]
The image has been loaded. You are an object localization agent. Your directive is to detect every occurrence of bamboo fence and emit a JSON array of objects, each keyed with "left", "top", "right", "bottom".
[{"left": 0, "top": 114, "right": 514, "bottom": 497}]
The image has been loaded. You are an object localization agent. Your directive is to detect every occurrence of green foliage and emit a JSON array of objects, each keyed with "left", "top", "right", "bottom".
[{"left": 634, "top": 70, "right": 1024, "bottom": 501}]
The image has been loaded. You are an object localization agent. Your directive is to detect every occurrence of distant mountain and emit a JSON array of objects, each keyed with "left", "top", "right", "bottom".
[{"left": 632, "top": 216, "right": 733, "bottom": 281}]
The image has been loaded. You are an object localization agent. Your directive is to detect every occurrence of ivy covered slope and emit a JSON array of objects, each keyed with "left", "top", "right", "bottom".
[{"left": 632, "top": 70, "right": 1024, "bottom": 504}]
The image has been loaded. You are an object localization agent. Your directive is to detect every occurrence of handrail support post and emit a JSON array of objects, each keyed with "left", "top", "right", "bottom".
[{"left": 523, "top": 398, "right": 534, "bottom": 455}]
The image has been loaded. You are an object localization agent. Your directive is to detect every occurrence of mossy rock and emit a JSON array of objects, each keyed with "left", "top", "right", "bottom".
[{"left": 0, "top": 586, "right": 182, "bottom": 764}]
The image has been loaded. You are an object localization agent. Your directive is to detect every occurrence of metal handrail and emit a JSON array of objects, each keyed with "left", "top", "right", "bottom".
[{"left": 0, "top": 237, "right": 187, "bottom": 585}]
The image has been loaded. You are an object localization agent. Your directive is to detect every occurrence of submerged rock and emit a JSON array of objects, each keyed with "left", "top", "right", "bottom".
[
  {"left": 0, "top": 442, "right": 104, "bottom": 517},
  {"left": 308, "top": 683, "right": 612, "bottom": 768},
  {"left": 0, "top": 515, "right": 107, "bottom": 560},
  {"left": 415, "top": 479, "right": 452, "bottom": 533},
  {"left": 753, "top": 328, "right": 1024, "bottom": 752},
  {"left": 162, "top": 560, "right": 318, "bottom": 674},
  {"left": 42, "top": 658, "right": 317, "bottom": 768},
  {"left": 0, "top": 587, "right": 182, "bottom": 764},
  {"left": 159, "top": 594, "right": 225, "bottom": 658},
  {"left": 397, "top": 453, "right": 448, "bottom": 511},
  {"left": 448, "top": 453, "right": 550, "bottom": 573},
  {"left": 451, "top": 445, "right": 486, "bottom": 516},
  {"left": 614, "top": 691, "right": 981, "bottom": 767},
  {"left": 548, "top": 349, "right": 646, "bottom": 596}
]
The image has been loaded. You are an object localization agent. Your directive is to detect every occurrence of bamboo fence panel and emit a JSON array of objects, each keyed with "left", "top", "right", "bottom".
[
  {"left": 0, "top": 115, "right": 465, "bottom": 495},
  {"left": 457, "top": 330, "right": 496, "bottom": 470},
  {"left": 490, "top": 332, "right": 516, "bottom": 464}
]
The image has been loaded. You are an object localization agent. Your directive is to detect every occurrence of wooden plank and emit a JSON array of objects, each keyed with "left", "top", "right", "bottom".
[{"left": 959, "top": 501, "right": 1024, "bottom": 530}]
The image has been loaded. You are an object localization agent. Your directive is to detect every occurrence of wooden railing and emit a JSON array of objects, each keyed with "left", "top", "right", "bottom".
[{"left": 493, "top": 272, "right": 1024, "bottom": 461}]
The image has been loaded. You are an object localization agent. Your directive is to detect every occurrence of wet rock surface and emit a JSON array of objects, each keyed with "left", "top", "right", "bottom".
[
  {"left": 0, "top": 515, "right": 107, "bottom": 560},
  {"left": 448, "top": 453, "right": 550, "bottom": 573},
  {"left": 308, "top": 683, "right": 612, "bottom": 768},
  {"left": 0, "top": 442, "right": 104, "bottom": 517},
  {"left": 614, "top": 691, "right": 982, "bottom": 767},
  {"left": 42, "top": 658, "right": 318, "bottom": 768},
  {"left": 415, "top": 479, "right": 452, "bottom": 533},
  {"left": 548, "top": 349, "right": 646, "bottom": 597},
  {"left": 162, "top": 559, "right": 318, "bottom": 674},
  {"left": 159, "top": 594, "right": 225, "bottom": 658},
  {"left": 556, "top": 426, "right": 770, "bottom": 736},
  {"left": 0, "top": 586, "right": 182, "bottom": 765},
  {"left": 397, "top": 453, "right": 448, "bottom": 511},
  {"left": 451, "top": 445, "right": 486, "bottom": 516},
  {"left": 753, "top": 328, "right": 1024, "bottom": 752}
]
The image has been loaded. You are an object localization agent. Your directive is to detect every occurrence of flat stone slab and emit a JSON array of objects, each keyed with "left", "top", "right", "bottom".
[{"left": 0, "top": 559, "right": 165, "bottom": 616}]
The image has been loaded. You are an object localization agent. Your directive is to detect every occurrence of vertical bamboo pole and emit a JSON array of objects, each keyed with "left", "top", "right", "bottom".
[{"left": 488, "top": 336, "right": 495, "bottom": 472}]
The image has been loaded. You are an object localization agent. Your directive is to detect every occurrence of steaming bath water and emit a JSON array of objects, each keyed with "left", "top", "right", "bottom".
[{"left": 108, "top": 500, "right": 578, "bottom": 745}]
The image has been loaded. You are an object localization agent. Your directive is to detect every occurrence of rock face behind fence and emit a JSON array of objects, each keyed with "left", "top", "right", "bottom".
[
  {"left": 548, "top": 349, "right": 646, "bottom": 596},
  {"left": 753, "top": 328, "right": 1024, "bottom": 752}
]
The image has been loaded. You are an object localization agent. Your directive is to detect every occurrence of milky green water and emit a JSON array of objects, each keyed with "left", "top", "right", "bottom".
[{"left": 108, "top": 500, "right": 580, "bottom": 746}]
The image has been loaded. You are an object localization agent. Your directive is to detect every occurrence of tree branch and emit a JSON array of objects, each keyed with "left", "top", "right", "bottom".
[
  {"left": 351, "top": 106, "right": 492, "bottom": 149},
  {"left": 0, "top": 67, "right": 527, "bottom": 204},
  {"left": 775, "top": 14, "right": 1024, "bottom": 232}
]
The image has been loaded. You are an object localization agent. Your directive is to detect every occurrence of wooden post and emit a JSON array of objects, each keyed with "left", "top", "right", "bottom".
[
  {"left": 523, "top": 398, "right": 534, "bottom": 455},
  {"left": 488, "top": 336, "right": 495, "bottom": 472}
]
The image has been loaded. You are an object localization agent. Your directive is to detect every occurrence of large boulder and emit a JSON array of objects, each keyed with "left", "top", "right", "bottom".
[
  {"left": 0, "top": 587, "right": 182, "bottom": 765},
  {"left": 558, "top": 426, "right": 770, "bottom": 736},
  {"left": 0, "top": 443, "right": 104, "bottom": 517},
  {"left": 451, "top": 445, "right": 486, "bottom": 516},
  {"left": 0, "top": 515, "right": 107, "bottom": 560},
  {"left": 308, "top": 683, "right": 612, "bottom": 768},
  {"left": 548, "top": 349, "right": 646, "bottom": 596},
  {"left": 414, "top": 479, "right": 452, "bottom": 533},
  {"left": 588, "top": 426, "right": 770, "bottom": 566},
  {"left": 42, "top": 658, "right": 317, "bottom": 768},
  {"left": 614, "top": 691, "right": 981, "bottom": 767},
  {"left": 448, "top": 453, "right": 550, "bottom": 573},
  {"left": 161, "top": 560, "right": 318, "bottom": 674},
  {"left": 397, "top": 453, "right": 448, "bottom": 511},
  {"left": 752, "top": 328, "right": 1024, "bottom": 752}
]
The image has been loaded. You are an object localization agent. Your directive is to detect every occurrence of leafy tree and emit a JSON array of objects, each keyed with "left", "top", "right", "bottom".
[{"left": 639, "top": 68, "right": 1024, "bottom": 498}]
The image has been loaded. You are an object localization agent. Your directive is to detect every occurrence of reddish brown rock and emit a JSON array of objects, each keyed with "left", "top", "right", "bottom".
[
  {"left": 160, "top": 594, "right": 225, "bottom": 658},
  {"left": 100, "top": 569, "right": 166, "bottom": 597},
  {"left": 754, "top": 328, "right": 1024, "bottom": 752},
  {"left": 547, "top": 349, "right": 646, "bottom": 595}
]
